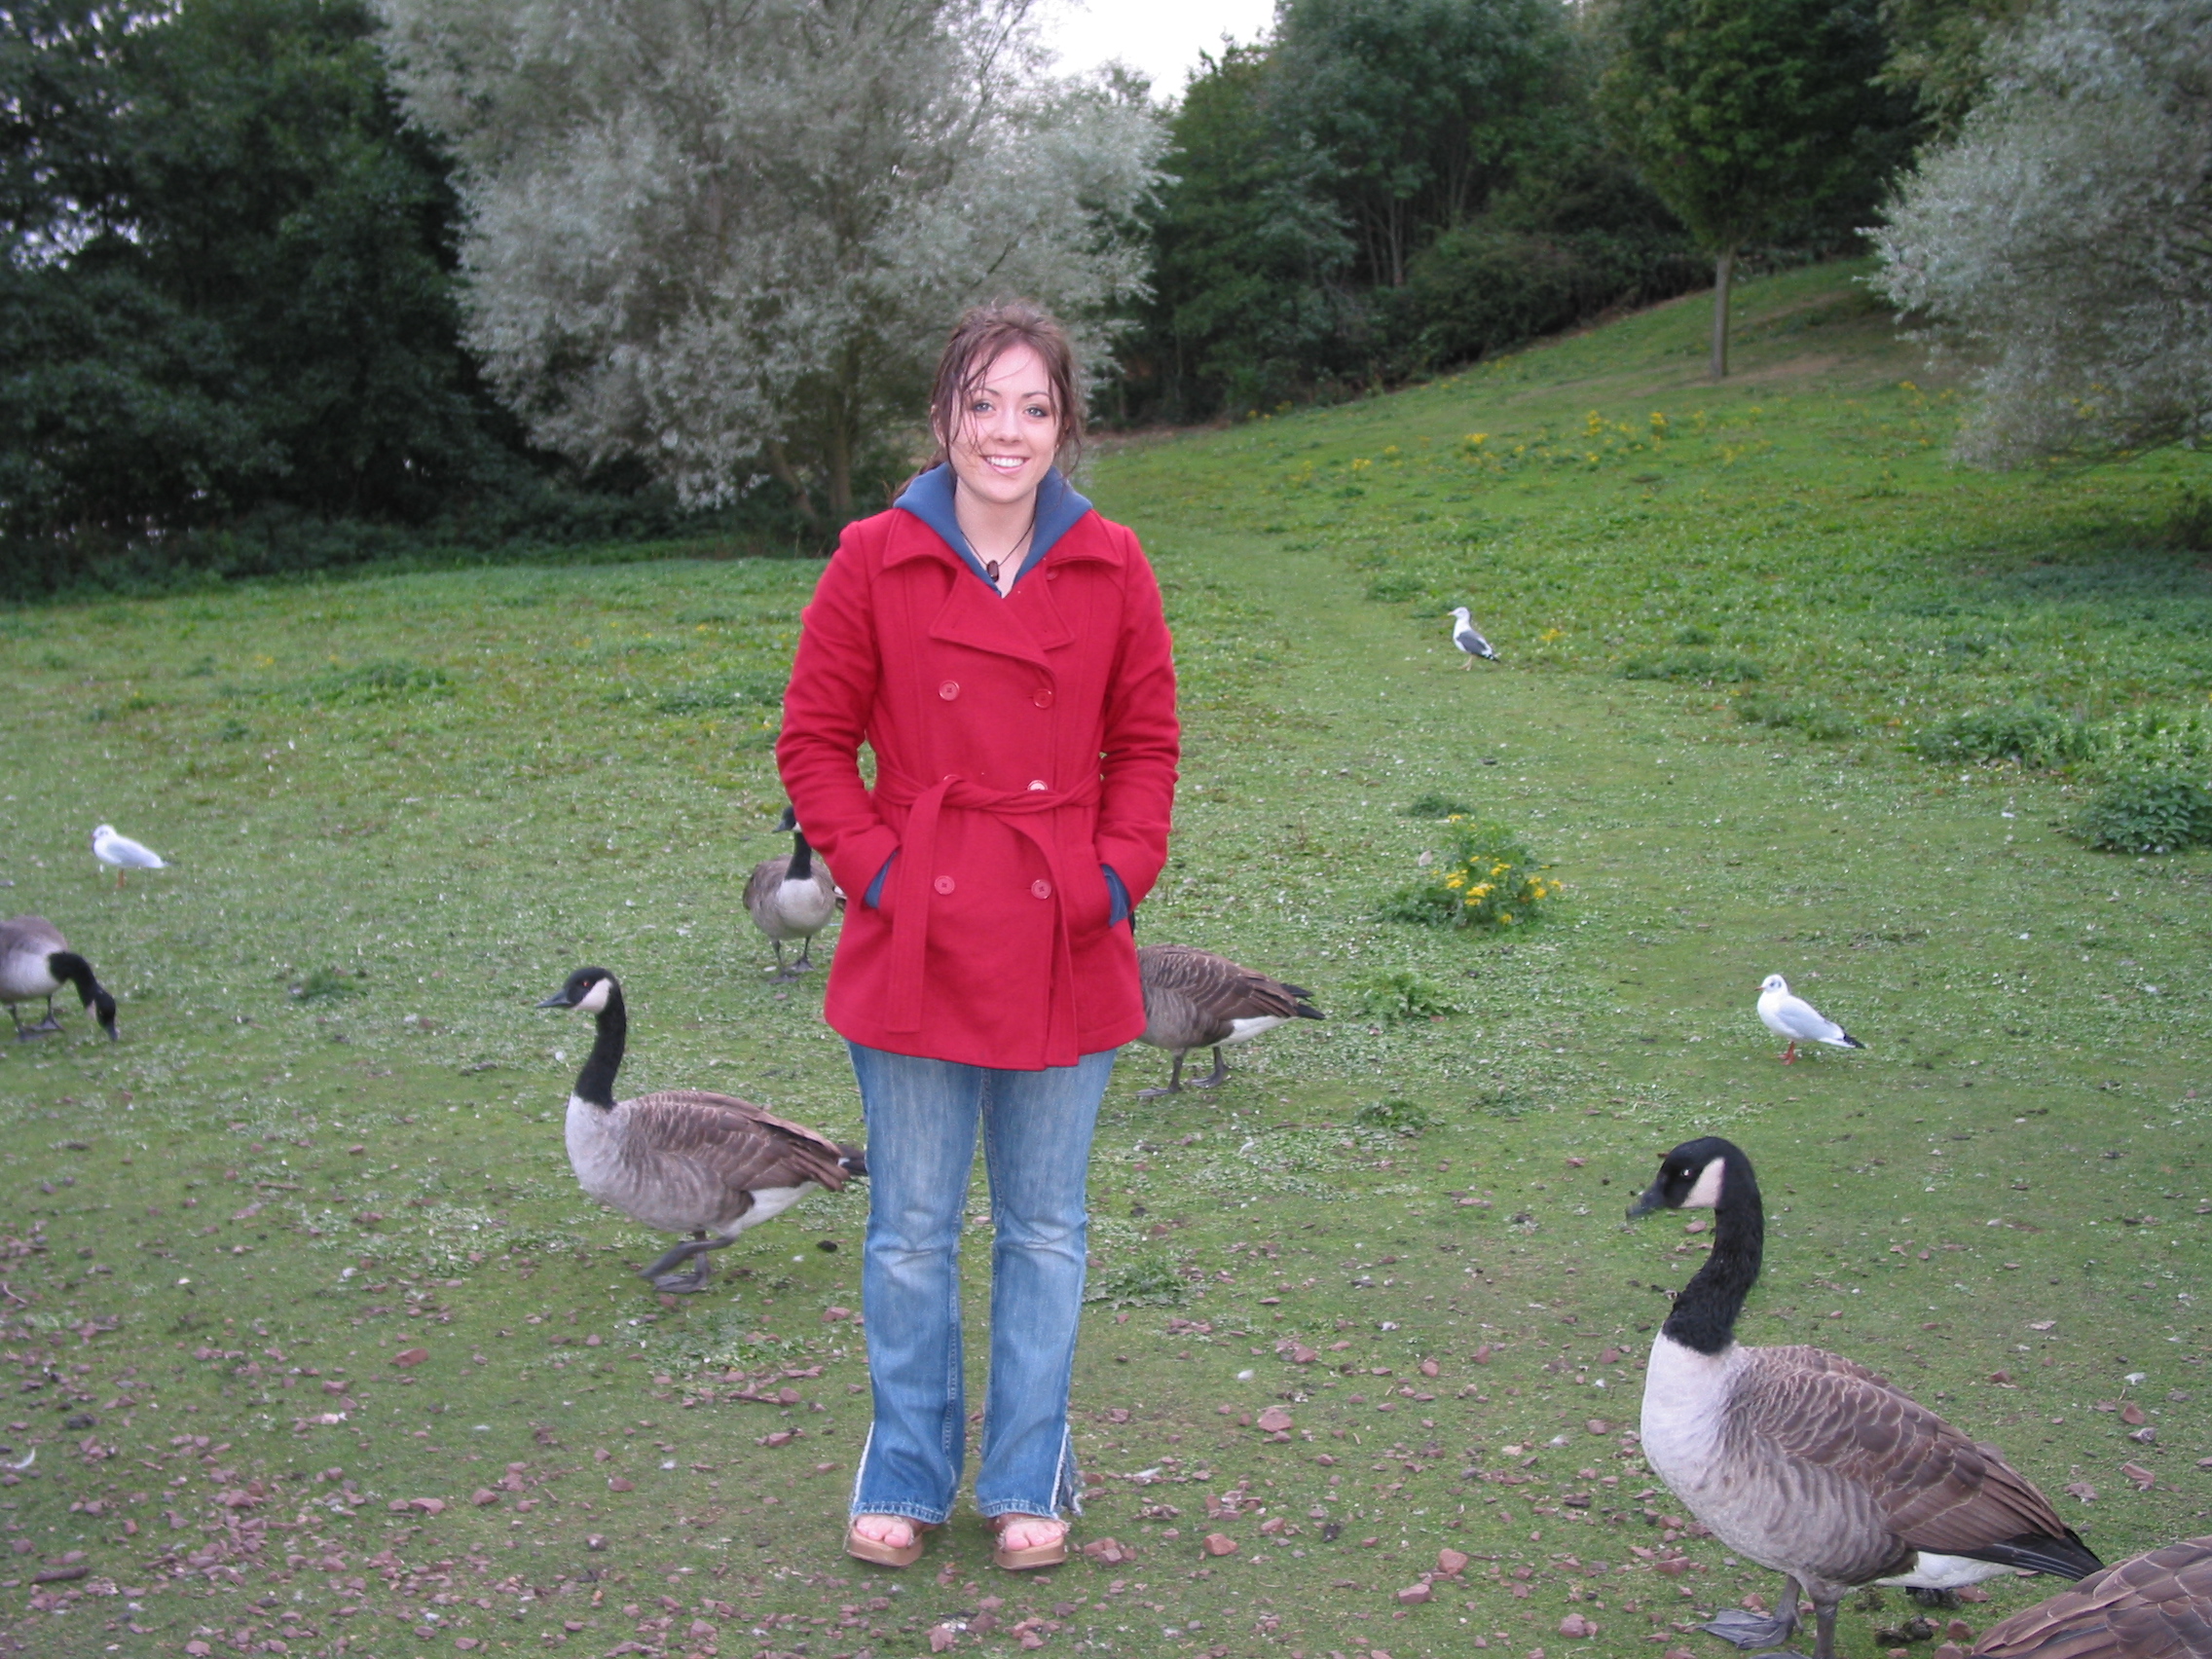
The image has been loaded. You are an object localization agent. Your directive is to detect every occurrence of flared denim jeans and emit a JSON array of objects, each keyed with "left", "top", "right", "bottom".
[{"left": 845, "top": 1041, "right": 1111, "bottom": 1526}]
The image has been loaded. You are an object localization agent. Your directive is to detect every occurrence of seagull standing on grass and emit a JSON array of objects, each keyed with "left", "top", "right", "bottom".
[
  {"left": 1448, "top": 607, "right": 1498, "bottom": 667},
  {"left": 1756, "top": 973, "right": 1864, "bottom": 1063},
  {"left": 92, "top": 825, "right": 167, "bottom": 887}
]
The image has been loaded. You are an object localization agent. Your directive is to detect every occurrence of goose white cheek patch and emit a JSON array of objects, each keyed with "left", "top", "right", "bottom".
[
  {"left": 576, "top": 978, "right": 612, "bottom": 1014},
  {"left": 1684, "top": 1157, "right": 1726, "bottom": 1209}
]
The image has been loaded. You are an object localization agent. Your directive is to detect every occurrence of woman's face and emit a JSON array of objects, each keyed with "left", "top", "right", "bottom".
[{"left": 945, "top": 343, "right": 1058, "bottom": 509}]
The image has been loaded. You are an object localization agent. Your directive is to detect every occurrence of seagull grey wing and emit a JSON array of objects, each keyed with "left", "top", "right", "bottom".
[
  {"left": 1972, "top": 1537, "right": 2212, "bottom": 1659},
  {"left": 1456, "top": 625, "right": 1497, "bottom": 659}
]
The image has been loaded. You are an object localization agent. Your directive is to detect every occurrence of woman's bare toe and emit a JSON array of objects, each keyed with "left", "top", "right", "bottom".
[
  {"left": 998, "top": 1516, "right": 1066, "bottom": 1552},
  {"left": 853, "top": 1514, "right": 916, "bottom": 1549}
]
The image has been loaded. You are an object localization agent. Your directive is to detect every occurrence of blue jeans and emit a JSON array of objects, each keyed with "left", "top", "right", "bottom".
[{"left": 845, "top": 1042, "right": 1112, "bottom": 1526}]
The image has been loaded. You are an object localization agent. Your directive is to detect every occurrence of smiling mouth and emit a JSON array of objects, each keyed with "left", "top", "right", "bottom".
[{"left": 983, "top": 456, "right": 1028, "bottom": 472}]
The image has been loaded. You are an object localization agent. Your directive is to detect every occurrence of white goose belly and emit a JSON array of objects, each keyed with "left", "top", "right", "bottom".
[
  {"left": 0, "top": 946, "right": 58, "bottom": 1003},
  {"left": 1641, "top": 1336, "right": 1911, "bottom": 1591}
]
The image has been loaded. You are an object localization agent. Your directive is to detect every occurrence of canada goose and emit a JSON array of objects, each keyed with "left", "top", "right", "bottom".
[
  {"left": 1970, "top": 1535, "right": 2212, "bottom": 1658},
  {"left": 0, "top": 916, "right": 118, "bottom": 1041},
  {"left": 538, "top": 967, "right": 866, "bottom": 1291},
  {"left": 92, "top": 824, "right": 166, "bottom": 887},
  {"left": 1756, "top": 973, "right": 1864, "bottom": 1063},
  {"left": 1134, "top": 943, "right": 1323, "bottom": 1100},
  {"left": 745, "top": 806, "right": 838, "bottom": 977},
  {"left": 1628, "top": 1135, "right": 2099, "bottom": 1659},
  {"left": 1448, "top": 607, "right": 1498, "bottom": 665}
]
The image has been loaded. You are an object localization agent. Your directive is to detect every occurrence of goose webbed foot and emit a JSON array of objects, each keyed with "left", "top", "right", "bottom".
[
  {"left": 1699, "top": 1608, "right": 1800, "bottom": 1652},
  {"left": 1136, "top": 1053, "right": 1185, "bottom": 1102},
  {"left": 1183, "top": 1046, "right": 1231, "bottom": 1089},
  {"left": 638, "top": 1235, "right": 734, "bottom": 1293},
  {"left": 9, "top": 1008, "right": 53, "bottom": 1041}
]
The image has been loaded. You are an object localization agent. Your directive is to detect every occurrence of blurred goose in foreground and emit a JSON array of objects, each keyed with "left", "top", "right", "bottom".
[
  {"left": 92, "top": 824, "right": 167, "bottom": 887},
  {"left": 1134, "top": 943, "right": 1323, "bottom": 1100},
  {"left": 745, "top": 805, "right": 838, "bottom": 977},
  {"left": 538, "top": 967, "right": 866, "bottom": 1291},
  {"left": 1757, "top": 973, "right": 1864, "bottom": 1063},
  {"left": 1448, "top": 606, "right": 1498, "bottom": 666},
  {"left": 0, "top": 916, "right": 117, "bottom": 1040},
  {"left": 1971, "top": 1535, "right": 2212, "bottom": 1658},
  {"left": 1629, "top": 1136, "right": 2099, "bottom": 1659}
]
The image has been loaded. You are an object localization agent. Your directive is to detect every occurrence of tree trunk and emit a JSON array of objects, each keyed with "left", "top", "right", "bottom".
[
  {"left": 765, "top": 440, "right": 816, "bottom": 526},
  {"left": 1710, "top": 246, "right": 1737, "bottom": 381},
  {"left": 825, "top": 418, "right": 853, "bottom": 524}
]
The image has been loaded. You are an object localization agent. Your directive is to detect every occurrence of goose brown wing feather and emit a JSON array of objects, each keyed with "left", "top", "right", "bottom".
[
  {"left": 1734, "top": 1347, "right": 2072, "bottom": 1554},
  {"left": 1974, "top": 1538, "right": 2212, "bottom": 1659},
  {"left": 622, "top": 1090, "right": 852, "bottom": 1195},
  {"left": 0, "top": 914, "right": 67, "bottom": 952},
  {"left": 743, "top": 856, "right": 785, "bottom": 914},
  {"left": 1139, "top": 944, "right": 1316, "bottom": 1032}
]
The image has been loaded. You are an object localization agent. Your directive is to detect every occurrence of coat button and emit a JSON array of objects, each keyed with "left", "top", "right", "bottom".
[
  {"left": 1032, "top": 686, "right": 1053, "bottom": 709},
  {"left": 1027, "top": 779, "right": 1048, "bottom": 792},
  {"left": 939, "top": 680, "right": 959, "bottom": 700},
  {"left": 1031, "top": 879, "right": 1052, "bottom": 900},
  {"left": 934, "top": 874, "right": 955, "bottom": 895}
]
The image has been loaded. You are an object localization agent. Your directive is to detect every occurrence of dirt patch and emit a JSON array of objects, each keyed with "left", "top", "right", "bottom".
[{"left": 1731, "top": 351, "right": 1844, "bottom": 385}]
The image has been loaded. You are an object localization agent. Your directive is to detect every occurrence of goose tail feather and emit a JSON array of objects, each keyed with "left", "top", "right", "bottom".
[{"left": 1959, "top": 1531, "right": 2104, "bottom": 1581}]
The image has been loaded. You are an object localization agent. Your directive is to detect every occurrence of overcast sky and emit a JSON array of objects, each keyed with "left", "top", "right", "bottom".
[{"left": 1037, "top": 0, "right": 1279, "bottom": 100}]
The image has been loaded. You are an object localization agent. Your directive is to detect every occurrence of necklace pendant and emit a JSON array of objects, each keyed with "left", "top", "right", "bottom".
[{"left": 985, "top": 559, "right": 1001, "bottom": 583}]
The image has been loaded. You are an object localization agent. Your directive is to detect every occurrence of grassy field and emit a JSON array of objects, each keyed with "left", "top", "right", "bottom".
[{"left": 3, "top": 260, "right": 2210, "bottom": 1659}]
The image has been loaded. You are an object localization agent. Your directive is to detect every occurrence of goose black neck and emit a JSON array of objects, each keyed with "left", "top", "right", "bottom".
[
  {"left": 786, "top": 830, "right": 814, "bottom": 883},
  {"left": 1663, "top": 1149, "right": 1764, "bottom": 1355},
  {"left": 49, "top": 951, "right": 98, "bottom": 1005},
  {"left": 575, "top": 981, "right": 627, "bottom": 1108}
]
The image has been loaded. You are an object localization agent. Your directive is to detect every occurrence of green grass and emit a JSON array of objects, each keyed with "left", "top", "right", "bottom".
[{"left": 3, "top": 262, "right": 2210, "bottom": 1659}]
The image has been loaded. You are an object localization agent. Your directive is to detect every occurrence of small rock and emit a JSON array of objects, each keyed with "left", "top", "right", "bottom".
[
  {"left": 1256, "top": 1407, "right": 1294, "bottom": 1433},
  {"left": 391, "top": 1347, "right": 429, "bottom": 1368},
  {"left": 1559, "top": 1612, "right": 1598, "bottom": 1638},
  {"left": 1585, "top": 1419, "right": 1609, "bottom": 1435},
  {"left": 409, "top": 1497, "right": 446, "bottom": 1514},
  {"left": 1201, "top": 1533, "right": 1238, "bottom": 1557},
  {"left": 471, "top": 1489, "right": 500, "bottom": 1506},
  {"left": 1437, "top": 1547, "right": 1470, "bottom": 1576},
  {"left": 608, "top": 1477, "right": 634, "bottom": 1492},
  {"left": 1395, "top": 1582, "right": 1432, "bottom": 1604}
]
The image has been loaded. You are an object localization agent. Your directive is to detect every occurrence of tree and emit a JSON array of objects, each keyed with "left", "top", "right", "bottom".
[
  {"left": 375, "top": 0, "right": 1161, "bottom": 525},
  {"left": 1596, "top": 0, "right": 1909, "bottom": 377},
  {"left": 2, "top": 0, "right": 510, "bottom": 550},
  {"left": 1874, "top": 0, "right": 2033, "bottom": 134},
  {"left": 1873, "top": 0, "right": 2212, "bottom": 465},
  {"left": 1272, "top": 0, "right": 1569, "bottom": 291},
  {"left": 1117, "top": 44, "right": 1354, "bottom": 422}
]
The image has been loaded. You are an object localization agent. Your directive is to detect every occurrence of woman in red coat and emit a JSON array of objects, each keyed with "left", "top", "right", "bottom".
[{"left": 778, "top": 303, "right": 1178, "bottom": 1570}]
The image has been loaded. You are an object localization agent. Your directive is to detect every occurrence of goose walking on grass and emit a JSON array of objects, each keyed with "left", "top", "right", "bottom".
[
  {"left": 1134, "top": 943, "right": 1323, "bottom": 1099},
  {"left": 1448, "top": 607, "right": 1498, "bottom": 666},
  {"left": 1757, "top": 973, "right": 1864, "bottom": 1063},
  {"left": 1628, "top": 1136, "right": 2099, "bottom": 1659},
  {"left": 92, "top": 824, "right": 167, "bottom": 887},
  {"left": 538, "top": 967, "right": 866, "bottom": 1291},
  {"left": 745, "top": 806, "right": 838, "bottom": 978},
  {"left": 1970, "top": 1535, "right": 2212, "bottom": 1659},
  {"left": 0, "top": 916, "right": 117, "bottom": 1041}
]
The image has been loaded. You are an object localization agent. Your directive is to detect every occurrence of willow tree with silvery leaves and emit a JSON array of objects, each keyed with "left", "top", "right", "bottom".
[
  {"left": 372, "top": 0, "right": 1160, "bottom": 524},
  {"left": 1873, "top": 0, "right": 2212, "bottom": 465}
]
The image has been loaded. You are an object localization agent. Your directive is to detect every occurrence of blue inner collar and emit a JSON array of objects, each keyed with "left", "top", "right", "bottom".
[{"left": 893, "top": 463, "right": 1092, "bottom": 592}]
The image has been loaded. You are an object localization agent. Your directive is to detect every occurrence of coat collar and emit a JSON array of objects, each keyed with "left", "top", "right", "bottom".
[{"left": 884, "top": 464, "right": 1118, "bottom": 573}]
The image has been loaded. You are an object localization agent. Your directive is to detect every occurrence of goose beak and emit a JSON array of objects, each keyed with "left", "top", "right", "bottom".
[
  {"left": 536, "top": 991, "right": 573, "bottom": 1009},
  {"left": 1626, "top": 1178, "right": 1669, "bottom": 1222}
]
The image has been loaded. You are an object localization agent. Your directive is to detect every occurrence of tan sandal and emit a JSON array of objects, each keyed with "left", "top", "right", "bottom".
[
  {"left": 989, "top": 1512, "right": 1069, "bottom": 1570},
  {"left": 845, "top": 1516, "right": 929, "bottom": 1568}
]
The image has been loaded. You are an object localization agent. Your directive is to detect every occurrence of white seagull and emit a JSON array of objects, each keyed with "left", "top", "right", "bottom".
[
  {"left": 1756, "top": 973, "right": 1864, "bottom": 1063},
  {"left": 1448, "top": 607, "right": 1498, "bottom": 667},
  {"left": 92, "top": 825, "right": 167, "bottom": 888}
]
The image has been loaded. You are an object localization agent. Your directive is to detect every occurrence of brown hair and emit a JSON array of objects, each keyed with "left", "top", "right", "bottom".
[{"left": 925, "top": 301, "right": 1084, "bottom": 474}]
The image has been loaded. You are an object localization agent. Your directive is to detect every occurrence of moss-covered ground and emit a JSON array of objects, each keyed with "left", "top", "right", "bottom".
[{"left": 3, "top": 262, "right": 2209, "bottom": 1659}]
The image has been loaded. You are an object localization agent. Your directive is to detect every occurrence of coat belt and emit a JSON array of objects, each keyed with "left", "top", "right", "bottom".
[{"left": 872, "top": 770, "right": 1102, "bottom": 1036}]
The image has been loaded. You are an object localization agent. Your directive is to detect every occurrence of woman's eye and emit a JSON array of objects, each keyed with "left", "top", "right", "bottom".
[{"left": 1026, "top": 404, "right": 1051, "bottom": 420}]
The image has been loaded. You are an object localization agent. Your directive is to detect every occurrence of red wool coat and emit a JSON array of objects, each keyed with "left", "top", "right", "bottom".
[{"left": 777, "top": 504, "right": 1179, "bottom": 1069}]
